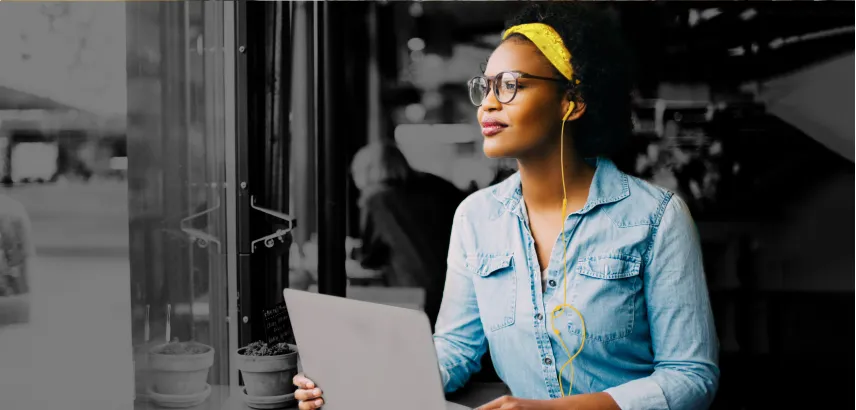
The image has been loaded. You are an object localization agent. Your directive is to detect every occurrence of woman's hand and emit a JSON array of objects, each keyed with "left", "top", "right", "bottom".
[
  {"left": 475, "top": 396, "right": 558, "bottom": 410},
  {"left": 293, "top": 373, "right": 325, "bottom": 409}
]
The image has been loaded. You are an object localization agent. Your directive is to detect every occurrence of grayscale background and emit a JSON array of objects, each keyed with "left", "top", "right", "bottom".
[{"left": 0, "top": 2, "right": 851, "bottom": 409}]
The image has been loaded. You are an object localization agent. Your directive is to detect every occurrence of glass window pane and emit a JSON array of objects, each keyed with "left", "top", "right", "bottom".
[
  {"left": 0, "top": 2, "right": 134, "bottom": 407},
  {"left": 126, "top": 0, "right": 235, "bottom": 405}
]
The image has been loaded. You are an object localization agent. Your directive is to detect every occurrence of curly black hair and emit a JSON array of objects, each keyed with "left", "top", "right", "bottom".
[{"left": 505, "top": 2, "right": 634, "bottom": 159}]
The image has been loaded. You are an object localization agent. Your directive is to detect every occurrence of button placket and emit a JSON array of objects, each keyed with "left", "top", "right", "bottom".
[{"left": 523, "top": 212, "right": 563, "bottom": 399}]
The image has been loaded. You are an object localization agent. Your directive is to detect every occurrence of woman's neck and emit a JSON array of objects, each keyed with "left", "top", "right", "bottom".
[{"left": 517, "top": 147, "right": 595, "bottom": 215}]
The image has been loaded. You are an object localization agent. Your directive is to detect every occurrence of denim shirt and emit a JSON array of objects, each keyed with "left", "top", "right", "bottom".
[{"left": 433, "top": 158, "right": 719, "bottom": 410}]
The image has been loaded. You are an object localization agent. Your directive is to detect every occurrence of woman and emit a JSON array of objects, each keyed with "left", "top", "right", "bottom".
[{"left": 295, "top": 3, "right": 719, "bottom": 409}]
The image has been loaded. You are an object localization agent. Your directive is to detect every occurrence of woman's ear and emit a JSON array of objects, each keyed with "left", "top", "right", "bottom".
[{"left": 561, "top": 95, "right": 586, "bottom": 122}]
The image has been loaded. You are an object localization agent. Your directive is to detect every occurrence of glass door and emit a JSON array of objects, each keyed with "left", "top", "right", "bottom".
[{"left": 126, "top": 0, "right": 238, "bottom": 401}]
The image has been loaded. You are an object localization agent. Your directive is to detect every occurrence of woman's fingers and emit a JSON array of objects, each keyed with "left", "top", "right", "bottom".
[
  {"left": 294, "top": 387, "right": 323, "bottom": 402},
  {"left": 293, "top": 373, "right": 324, "bottom": 408},
  {"left": 293, "top": 374, "right": 324, "bottom": 408},
  {"left": 293, "top": 373, "right": 316, "bottom": 389},
  {"left": 298, "top": 397, "right": 325, "bottom": 410}
]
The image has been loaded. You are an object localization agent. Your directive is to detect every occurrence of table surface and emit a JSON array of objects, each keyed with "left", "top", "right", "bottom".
[{"left": 134, "top": 382, "right": 509, "bottom": 410}]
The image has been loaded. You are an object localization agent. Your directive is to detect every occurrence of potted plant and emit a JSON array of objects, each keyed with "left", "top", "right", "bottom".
[
  {"left": 148, "top": 339, "right": 214, "bottom": 399},
  {"left": 236, "top": 341, "right": 300, "bottom": 409}
]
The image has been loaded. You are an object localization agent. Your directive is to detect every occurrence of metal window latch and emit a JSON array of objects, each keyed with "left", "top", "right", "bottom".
[
  {"left": 250, "top": 195, "right": 297, "bottom": 253},
  {"left": 180, "top": 197, "right": 222, "bottom": 252}
]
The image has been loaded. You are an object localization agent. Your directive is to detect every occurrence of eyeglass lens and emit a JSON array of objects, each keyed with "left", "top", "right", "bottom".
[{"left": 468, "top": 72, "right": 518, "bottom": 106}]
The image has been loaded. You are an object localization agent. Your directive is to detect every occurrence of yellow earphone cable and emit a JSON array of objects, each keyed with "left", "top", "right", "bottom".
[{"left": 550, "top": 103, "right": 587, "bottom": 397}]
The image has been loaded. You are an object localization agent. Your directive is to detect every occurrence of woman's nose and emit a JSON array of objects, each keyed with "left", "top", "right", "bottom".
[{"left": 481, "top": 88, "right": 501, "bottom": 111}]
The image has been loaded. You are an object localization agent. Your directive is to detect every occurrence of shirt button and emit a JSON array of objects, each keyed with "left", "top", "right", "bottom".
[
  {"left": 544, "top": 357, "right": 553, "bottom": 365},
  {"left": 548, "top": 280, "right": 557, "bottom": 287},
  {"left": 535, "top": 313, "right": 543, "bottom": 321}
]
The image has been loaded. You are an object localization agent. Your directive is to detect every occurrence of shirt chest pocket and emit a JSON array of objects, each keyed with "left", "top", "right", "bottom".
[
  {"left": 466, "top": 253, "right": 517, "bottom": 332},
  {"left": 567, "top": 253, "right": 642, "bottom": 343}
]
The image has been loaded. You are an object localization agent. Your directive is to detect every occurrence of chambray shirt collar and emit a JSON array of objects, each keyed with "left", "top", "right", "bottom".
[{"left": 490, "top": 157, "right": 630, "bottom": 219}]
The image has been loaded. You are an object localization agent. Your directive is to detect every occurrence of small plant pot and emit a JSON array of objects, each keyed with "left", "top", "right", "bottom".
[
  {"left": 236, "top": 344, "right": 299, "bottom": 398},
  {"left": 148, "top": 341, "right": 214, "bottom": 396}
]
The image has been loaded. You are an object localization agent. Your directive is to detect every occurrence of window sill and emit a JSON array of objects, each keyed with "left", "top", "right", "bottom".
[
  {"left": 135, "top": 385, "right": 283, "bottom": 410},
  {"left": 133, "top": 382, "right": 509, "bottom": 410}
]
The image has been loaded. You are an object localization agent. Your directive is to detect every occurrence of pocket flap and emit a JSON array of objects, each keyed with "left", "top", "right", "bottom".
[
  {"left": 576, "top": 253, "right": 641, "bottom": 279},
  {"left": 467, "top": 253, "right": 514, "bottom": 277}
]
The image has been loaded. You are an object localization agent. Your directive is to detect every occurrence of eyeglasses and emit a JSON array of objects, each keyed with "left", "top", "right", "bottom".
[{"left": 467, "top": 70, "right": 569, "bottom": 107}]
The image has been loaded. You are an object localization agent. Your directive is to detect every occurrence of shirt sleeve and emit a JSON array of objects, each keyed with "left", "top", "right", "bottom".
[
  {"left": 604, "top": 194, "right": 720, "bottom": 410},
  {"left": 432, "top": 202, "right": 488, "bottom": 393}
]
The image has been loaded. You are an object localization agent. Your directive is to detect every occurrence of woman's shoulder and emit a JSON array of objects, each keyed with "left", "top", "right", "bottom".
[
  {"left": 619, "top": 172, "right": 694, "bottom": 228},
  {"left": 453, "top": 172, "right": 519, "bottom": 221}
]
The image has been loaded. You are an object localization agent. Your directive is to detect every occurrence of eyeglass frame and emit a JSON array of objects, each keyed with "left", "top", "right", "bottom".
[{"left": 467, "top": 70, "right": 573, "bottom": 107}]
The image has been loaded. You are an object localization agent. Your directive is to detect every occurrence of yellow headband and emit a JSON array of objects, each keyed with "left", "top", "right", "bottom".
[{"left": 502, "top": 23, "right": 575, "bottom": 83}]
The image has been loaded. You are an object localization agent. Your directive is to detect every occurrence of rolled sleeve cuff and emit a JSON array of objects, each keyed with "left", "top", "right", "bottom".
[
  {"left": 604, "top": 377, "right": 669, "bottom": 410},
  {"left": 439, "top": 364, "right": 450, "bottom": 389}
]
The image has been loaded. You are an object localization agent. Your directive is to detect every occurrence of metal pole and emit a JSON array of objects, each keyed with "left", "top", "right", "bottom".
[{"left": 315, "top": 1, "right": 346, "bottom": 297}]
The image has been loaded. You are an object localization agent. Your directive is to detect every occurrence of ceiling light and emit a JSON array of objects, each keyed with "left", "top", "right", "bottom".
[
  {"left": 407, "top": 37, "right": 425, "bottom": 52},
  {"left": 769, "top": 38, "right": 784, "bottom": 49},
  {"left": 700, "top": 8, "right": 722, "bottom": 20},
  {"left": 740, "top": 9, "right": 757, "bottom": 21},
  {"left": 408, "top": 3, "right": 423, "bottom": 18},
  {"left": 410, "top": 50, "right": 424, "bottom": 62},
  {"left": 688, "top": 9, "right": 700, "bottom": 27},
  {"left": 404, "top": 104, "right": 426, "bottom": 123}
]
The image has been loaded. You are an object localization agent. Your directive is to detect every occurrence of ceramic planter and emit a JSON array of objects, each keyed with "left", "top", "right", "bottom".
[
  {"left": 236, "top": 344, "right": 299, "bottom": 397},
  {"left": 148, "top": 341, "right": 214, "bottom": 396}
]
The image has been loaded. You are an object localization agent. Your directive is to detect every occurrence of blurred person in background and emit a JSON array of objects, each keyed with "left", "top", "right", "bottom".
[
  {"left": 0, "top": 193, "right": 34, "bottom": 327},
  {"left": 350, "top": 141, "right": 466, "bottom": 331}
]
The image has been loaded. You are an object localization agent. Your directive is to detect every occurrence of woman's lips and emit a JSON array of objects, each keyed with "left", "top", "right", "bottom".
[{"left": 481, "top": 122, "right": 507, "bottom": 137}]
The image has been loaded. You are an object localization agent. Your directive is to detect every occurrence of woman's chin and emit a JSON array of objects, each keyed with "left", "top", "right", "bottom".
[
  {"left": 482, "top": 142, "right": 516, "bottom": 159},
  {"left": 482, "top": 143, "right": 514, "bottom": 159}
]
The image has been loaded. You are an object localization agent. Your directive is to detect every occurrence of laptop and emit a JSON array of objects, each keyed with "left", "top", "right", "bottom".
[{"left": 283, "top": 288, "right": 472, "bottom": 410}]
